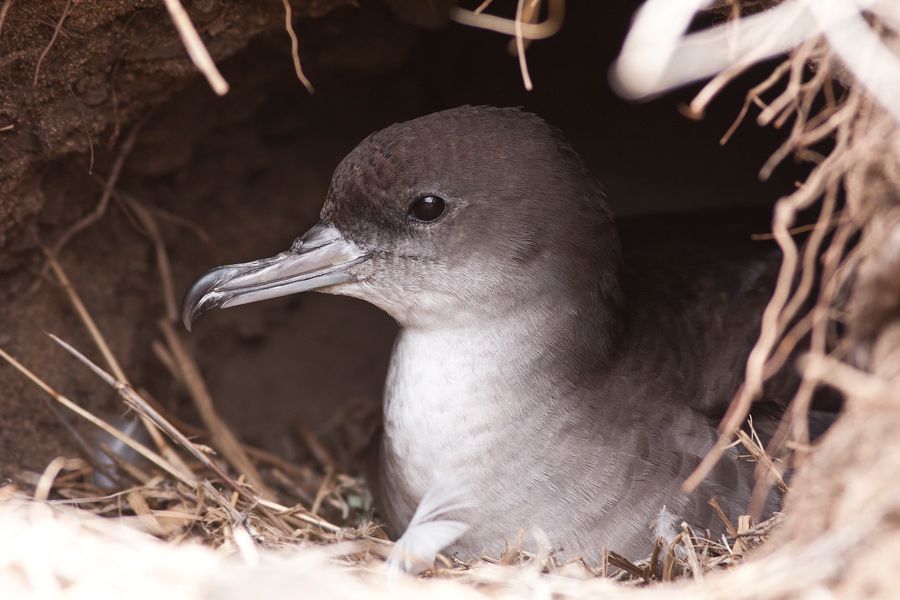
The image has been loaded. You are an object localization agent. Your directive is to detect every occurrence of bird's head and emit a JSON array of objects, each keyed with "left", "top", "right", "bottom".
[{"left": 182, "top": 106, "right": 620, "bottom": 330}]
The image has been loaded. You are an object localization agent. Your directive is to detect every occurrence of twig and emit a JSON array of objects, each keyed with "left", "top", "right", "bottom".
[
  {"left": 685, "top": 81, "right": 864, "bottom": 493},
  {"left": 123, "top": 198, "right": 179, "bottom": 323},
  {"left": 294, "top": 423, "right": 338, "bottom": 472},
  {"left": 50, "top": 119, "right": 144, "bottom": 259},
  {"left": 281, "top": 0, "right": 314, "bottom": 94},
  {"left": 44, "top": 253, "right": 191, "bottom": 476},
  {"left": 35, "top": 457, "right": 87, "bottom": 502},
  {"left": 310, "top": 468, "right": 334, "bottom": 517},
  {"left": 720, "top": 58, "right": 792, "bottom": 144},
  {"left": 736, "top": 430, "right": 788, "bottom": 493},
  {"left": 0, "top": 345, "right": 197, "bottom": 486},
  {"left": 102, "top": 184, "right": 217, "bottom": 261},
  {"left": 474, "top": 0, "right": 494, "bottom": 14},
  {"left": 801, "top": 354, "right": 892, "bottom": 405},
  {"left": 680, "top": 523, "right": 703, "bottom": 581},
  {"left": 141, "top": 204, "right": 217, "bottom": 255},
  {"left": 127, "top": 490, "right": 165, "bottom": 535},
  {"left": 732, "top": 515, "right": 753, "bottom": 555},
  {"left": 514, "top": 0, "right": 532, "bottom": 91},
  {"left": 158, "top": 320, "right": 273, "bottom": 499},
  {"left": 450, "top": 0, "right": 564, "bottom": 40},
  {"left": 161, "top": 0, "right": 229, "bottom": 95},
  {"left": 46, "top": 333, "right": 291, "bottom": 534},
  {"left": 0, "top": 0, "right": 13, "bottom": 36},
  {"left": 606, "top": 551, "right": 645, "bottom": 579},
  {"left": 707, "top": 498, "right": 738, "bottom": 538},
  {"left": 32, "top": 0, "right": 73, "bottom": 87},
  {"left": 46, "top": 255, "right": 128, "bottom": 383}
]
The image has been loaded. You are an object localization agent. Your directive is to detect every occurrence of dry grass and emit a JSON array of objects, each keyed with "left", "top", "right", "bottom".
[{"left": 681, "top": 30, "right": 890, "bottom": 515}]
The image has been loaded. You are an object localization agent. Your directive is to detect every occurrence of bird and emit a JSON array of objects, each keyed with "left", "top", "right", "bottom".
[{"left": 182, "top": 106, "right": 791, "bottom": 561}]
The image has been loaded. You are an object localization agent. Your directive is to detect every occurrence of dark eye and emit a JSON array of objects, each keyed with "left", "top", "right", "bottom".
[{"left": 408, "top": 195, "right": 446, "bottom": 223}]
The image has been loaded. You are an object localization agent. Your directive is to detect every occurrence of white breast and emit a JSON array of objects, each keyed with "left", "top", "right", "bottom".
[{"left": 382, "top": 326, "right": 517, "bottom": 501}]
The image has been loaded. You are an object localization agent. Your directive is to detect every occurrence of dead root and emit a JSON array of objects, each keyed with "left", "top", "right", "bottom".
[{"left": 682, "top": 8, "right": 900, "bottom": 530}]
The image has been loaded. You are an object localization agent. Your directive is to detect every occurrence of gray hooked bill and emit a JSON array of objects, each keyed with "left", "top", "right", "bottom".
[{"left": 181, "top": 222, "right": 369, "bottom": 331}]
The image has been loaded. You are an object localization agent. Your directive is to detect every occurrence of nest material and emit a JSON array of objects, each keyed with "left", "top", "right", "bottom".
[{"left": 2, "top": 0, "right": 900, "bottom": 598}]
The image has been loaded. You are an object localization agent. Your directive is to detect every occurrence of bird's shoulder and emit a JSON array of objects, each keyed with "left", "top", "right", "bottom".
[{"left": 612, "top": 208, "right": 781, "bottom": 417}]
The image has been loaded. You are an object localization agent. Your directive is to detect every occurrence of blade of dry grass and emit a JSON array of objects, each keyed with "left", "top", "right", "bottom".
[
  {"left": 127, "top": 490, "right": 165, "bottom": 536},
  {"left": 707, "top": 497, "right": 739, "bottom": 538},
  {"left": 0, "top": 345, "right": 197, "bottom": 486},
  {"left": 158, "top": 320, "right": 272, "bottom": 499},
  {"left": 45, "top": 252, "right": 192, "bottom": 477},
  {"left": 34, "top": 457, "right": 86, "bottom": 502},
  {"left": 46, "top": 333, "right": 293, "bottom": 535},
  {"left": 123, "top": 198, "right": 179, "bottom": 323},
  {"left": 48, "top": 335, "right": 235, "bottom": 485}
]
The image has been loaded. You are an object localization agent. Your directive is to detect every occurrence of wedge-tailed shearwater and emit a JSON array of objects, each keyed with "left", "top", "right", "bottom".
[{"left": 182, "top": 106, "right": 788, "bottom": 559}]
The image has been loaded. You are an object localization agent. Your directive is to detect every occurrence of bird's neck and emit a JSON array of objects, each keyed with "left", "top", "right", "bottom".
[{"left": 394, "top": 275, "right": 622, "bottom": 401}]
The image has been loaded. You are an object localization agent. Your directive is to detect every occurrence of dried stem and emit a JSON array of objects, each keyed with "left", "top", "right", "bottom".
[
  {"left": 281, "top": 0, "right": 314, "bottom": 94},
  {"left": 32, "top": 0, "right": 73, "bottom": 87},
  {"left": 158, "top": 320, "right": 273, "bottom": 499},
  {"left": 0, "top": 345, "right": 196, "bottom": 485},
  {"left": 161, "top": 0, "right": 229, "bottom": 95}
]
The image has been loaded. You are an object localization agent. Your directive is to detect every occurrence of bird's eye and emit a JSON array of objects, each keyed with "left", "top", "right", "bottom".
[{"left": 408, "top": 195, "right": 446, "bottom": 223}]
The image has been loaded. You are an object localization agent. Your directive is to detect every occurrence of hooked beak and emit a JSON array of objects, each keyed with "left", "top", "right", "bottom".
[{"left": 181, "top": 222, "right": 369, "bottom": 331}]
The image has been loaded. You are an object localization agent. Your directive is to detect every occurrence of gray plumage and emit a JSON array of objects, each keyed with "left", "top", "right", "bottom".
[{"left": 182, "top": 106, "right": 787, "bottom": 561}]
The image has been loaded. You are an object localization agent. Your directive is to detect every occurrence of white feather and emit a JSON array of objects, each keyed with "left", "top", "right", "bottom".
[
  {"left": 386, "top": 479, "right": 473, "bottom": 575},
  {"left": 652, "top": 505, "right": 681, "bottom": 546}
]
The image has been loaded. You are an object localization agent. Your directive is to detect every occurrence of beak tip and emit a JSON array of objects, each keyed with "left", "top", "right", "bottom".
[
  {"left": 181, "top": 269, "right": 219, "bottom": 332},
  {"left": 181, "top": 300, "right": 197, "bottom": 332}
]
